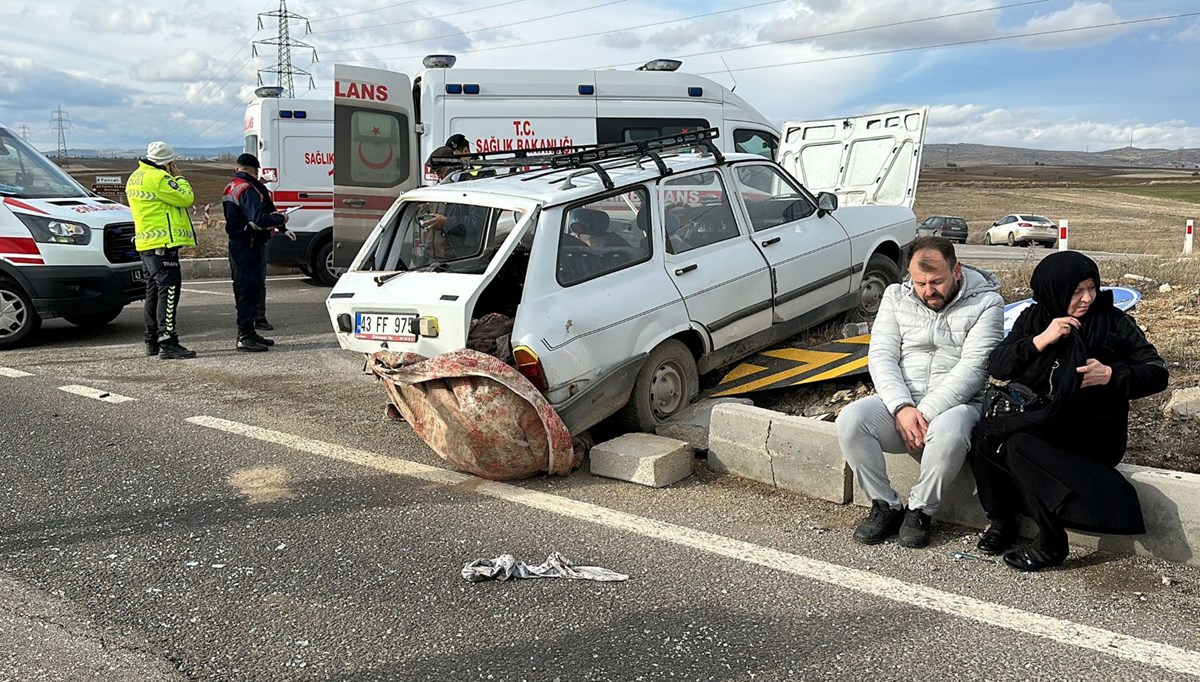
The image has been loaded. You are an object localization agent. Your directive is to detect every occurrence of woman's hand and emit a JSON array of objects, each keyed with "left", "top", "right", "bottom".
[
  {"left": 1034, "top": 316, "right": 1081, "bottom": 351},
  {"left": 1077, "top": 358, "right": 1113, "bottom": 388}
]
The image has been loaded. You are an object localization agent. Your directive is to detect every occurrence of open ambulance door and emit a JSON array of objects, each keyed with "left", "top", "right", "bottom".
[
  {"left": 775, "top": 107, "right": 927, "bottom": 209},
  {"left": 332, "top": 65, "right": 420, "bottom": 269}
]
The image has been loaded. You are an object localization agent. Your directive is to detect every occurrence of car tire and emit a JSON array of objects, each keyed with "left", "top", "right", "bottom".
[
  {"left": 62, "top": 307, "right": 124, "bottom": 328},
  {"left": 984, "top": 233, "right": 993, "bottom": 246},
  {"left": 617, "top": 339, "right": 698, "bottom": 433},
  {"left": 0, "top": 278, "right": 42, "bottom": 349},
  {"left": 1007, "top": 233, "right": 1016, "bottom": 247},
  {"left": 314, "top": 239, "right": 340, "bottom": 287},
  {"left": 847, "top": 253, "right": 901, "bottom": 321}
]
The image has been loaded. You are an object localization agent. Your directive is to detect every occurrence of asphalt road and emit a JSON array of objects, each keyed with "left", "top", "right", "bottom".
[{"left": 2, "top": 276, "right": 1200, "bottom": 681}]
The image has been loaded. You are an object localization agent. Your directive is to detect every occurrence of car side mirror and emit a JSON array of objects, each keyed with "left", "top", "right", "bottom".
[
  {"left": 816, "top": 191, "right": 838, "bottom": 216},
  {"left": 991, "top": 222, "right": 998, "bottom": 227}
]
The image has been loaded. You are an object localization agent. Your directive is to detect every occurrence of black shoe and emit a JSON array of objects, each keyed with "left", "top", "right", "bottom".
[
  {"left": 1003, "top": 545, "right": 1068, "bottom": 572},
  {"left": 976, "top": 521, "right": 1018, "bottom": 556},
  {"left": 145, "top": 341, "right": 159, "bottom": 357},
  {"left": 250, "top": 333, "right": 275, "bottom": 346},
  {"left": 898, "top": 507, "right": 933, "bottom": 548},
  {"left": 236, "top": 336, "right": 269, "bottom": 353},
  {"left": 158, "top": 340, "right": 197, "bottom": 360},
  {"left": 853, "top": 500, "right": 906, "bottom": 545},
  {"left": 254, "top": 319, "right": 274, "bottom": 331}
]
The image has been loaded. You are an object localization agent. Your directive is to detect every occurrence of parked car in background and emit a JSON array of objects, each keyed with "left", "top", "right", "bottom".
[
  {"left": 915, "top": 215, "right": 968, "bottom": 243},
  {"left": 984, "top": 214, "right": 1058, "bottom": 247}
]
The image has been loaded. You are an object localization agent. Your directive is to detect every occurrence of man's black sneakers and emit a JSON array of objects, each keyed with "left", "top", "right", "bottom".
[
  {"left": 158, "top": 340, "right": 197, "bottom": 360},
  {"left": 254, "top": 319, "right": 274, "bottom": 331},
  {"left": 250, "top": 333, "right": 275, "bottom": 346},
  {"left": 898, "top": 508, "right": 933, "bottom": 548},
  {"left": 853, "top": 500, "right": 905, "bottom": 545},
  {"left": 145, "top": 341, "right": 159, "bottom": 357},
  {"left": 236, "top": 336, "right": 269, "bottom": 353}
]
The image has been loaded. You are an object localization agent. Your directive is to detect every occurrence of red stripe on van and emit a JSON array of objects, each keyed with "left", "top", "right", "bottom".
[
  {"left": 273, "top": 191, "right": 334, "bottom": 203},
  {"left": 4, "top": 256, "right": 45, "bottom": 265},
  {"left": 1, "top": 197, "right": 50, "bottom": 215},
  {"left": 0, "top": 237, "right": 41, "bottom": 255}
]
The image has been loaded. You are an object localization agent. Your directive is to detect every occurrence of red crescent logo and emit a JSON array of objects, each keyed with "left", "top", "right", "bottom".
[{"left": 357, "top": 142, "right": 394, "bottom": 170}]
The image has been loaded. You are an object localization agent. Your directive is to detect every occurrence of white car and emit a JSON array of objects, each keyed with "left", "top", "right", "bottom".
[
  {"left": 327, "top": 133, "right": 916, "bottom": 434},
  {"left": 984, "top": 214, "right": 1058, "bottom": 247}
]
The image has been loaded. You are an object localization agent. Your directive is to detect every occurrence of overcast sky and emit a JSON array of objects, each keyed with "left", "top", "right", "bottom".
[{"left": 2, "top": 0, "right": 1197, "bottom": 153}]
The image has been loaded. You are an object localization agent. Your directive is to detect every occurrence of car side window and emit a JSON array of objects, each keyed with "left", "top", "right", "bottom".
[
  {"left": 660, "top": 172, "right": 741, "bottom": 254},
  {"left": 732, "top": 164, "right": 816, "bottom": 232},
  {"left": 556, "top": 188, "right": 651, "bottom": 287}
]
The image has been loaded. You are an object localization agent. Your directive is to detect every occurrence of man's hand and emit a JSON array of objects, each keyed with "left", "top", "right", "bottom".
[
  {"left": 1077, "top": 358, "right": 1112, "bottom": 388},
  {"left": 894, "top": 406, "right": 929, "bottom": 452},
  {"left": 284, "top": 229, "right": 297, "bottom": 242},
  {"left": 166, "top": 162, "right": 180, "bottom": 176}
]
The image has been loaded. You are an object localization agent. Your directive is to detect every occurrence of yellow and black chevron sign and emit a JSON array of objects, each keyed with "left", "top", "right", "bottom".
[{"left": 713, "top": 334, "right": 871, "bottom": 397}]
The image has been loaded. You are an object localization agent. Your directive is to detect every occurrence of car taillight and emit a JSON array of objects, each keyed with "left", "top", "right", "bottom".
[
  {"left": 512, "top": 345, "right": 548, "bottom": 392},
  {"left": 1018, "top": 222, "right": 1032, "bottom": 227}
]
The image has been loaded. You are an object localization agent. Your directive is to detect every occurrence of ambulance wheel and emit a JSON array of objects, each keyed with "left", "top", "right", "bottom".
[
  {"left": 62, "top": 307, "right": 124, "bottom": 328},
  {"left": 298, "top": 263, "right": 313, "bottom": 278},
  {"left": 848, "top": 253, "right": 901, "bottom": 321},
  {"left": 314, "top": 240, "right": 339, "bottom": 287},
  {"left": 618, "top": 339, "right": 698, "bottom": 433},
  {"left": 0, "top": 279, "right": 41, "bottom": 349}
]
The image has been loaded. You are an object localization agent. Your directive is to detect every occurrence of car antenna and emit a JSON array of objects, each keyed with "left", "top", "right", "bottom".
[{"left": 720, "top": 56, "right": 737, "bottom": 92}]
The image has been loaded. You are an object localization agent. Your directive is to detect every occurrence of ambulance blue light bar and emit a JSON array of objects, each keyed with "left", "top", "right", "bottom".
[
  {"left": 445, "top": 84, "right": 463, "bottom": 94},
  {"left": 578, "top": 85, "right": 595, "bottom": 95},
  {"left": 463, "top": 84, "right": 480, "bottom": 95},
  {"left": 688, "top": 87, "right": 703, "bottom": 97},
  {"left": 280, "top": 111, "right": 293, "bottom": 118},
  {"left": 294, "top": 111, "right": 307, "bottom": 119}
]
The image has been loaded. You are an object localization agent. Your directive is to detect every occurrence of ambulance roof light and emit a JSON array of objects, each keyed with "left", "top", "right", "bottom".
[
  {"left": 638, "top": 59, "right": 682, "bottom": 72},
  {"left": 255, "top": 86, "right": 285, "bottom": 98},
  {"left": 423, "top": 54, "right": 457, "bottom": 69}
]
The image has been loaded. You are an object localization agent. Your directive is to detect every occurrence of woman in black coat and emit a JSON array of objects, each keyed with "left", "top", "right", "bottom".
[{"left": 970, "top": 251, "right": 1169, "bottom": 572}]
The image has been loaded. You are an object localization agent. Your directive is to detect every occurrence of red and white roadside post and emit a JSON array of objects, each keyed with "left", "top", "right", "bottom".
[
  {"left": 1057, "top": 219, "right": 1069, "bottom": 251},
  {"left": 1186, "top": 219, "right": 1194, "bottom": 256}
]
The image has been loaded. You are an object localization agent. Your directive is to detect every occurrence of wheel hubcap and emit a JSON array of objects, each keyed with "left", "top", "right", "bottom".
[
  {"left": 649, "top": 361, "right": 685, "bottom": 419},
  {"left": 0, "top": 291, "right": 28, "bottom": 337},
  {"left": 859, "top": 274, "right": 888, "bottom": 315}
]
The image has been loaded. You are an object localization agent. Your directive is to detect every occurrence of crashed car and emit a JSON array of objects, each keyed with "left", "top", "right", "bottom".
[{"left": 327, "top": 131, "right": 916, "bottom": 434}]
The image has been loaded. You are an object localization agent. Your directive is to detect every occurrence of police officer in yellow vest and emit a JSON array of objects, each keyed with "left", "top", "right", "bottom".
[{"left": 126, "top": 141, "right": 197, "bottom": 360}]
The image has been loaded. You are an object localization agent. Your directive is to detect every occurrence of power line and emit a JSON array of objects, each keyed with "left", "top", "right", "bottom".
[
  {"left": 697, "top": 11, "right": 1200, "bottom": 75},
  {"left": 312, "top": 0, "right": 526, "bottom": 36},
  {"left": 308, "top": 0, "right": 421, "bottom": 24},
  {"left": 49, "top": 107, "right": 70, "bottom": 162}
]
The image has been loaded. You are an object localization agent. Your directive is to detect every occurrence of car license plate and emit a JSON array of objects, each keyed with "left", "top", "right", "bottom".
[
  {"left": 354, "top": 312, "right": 417, "bottom": 342},
  {"left": 131, "top": 269, "right": 146, "bottom": 282}
]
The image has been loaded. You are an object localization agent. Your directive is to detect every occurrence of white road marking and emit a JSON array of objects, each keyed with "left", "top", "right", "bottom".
[
  {"left": 0, "top": 367, "right": 33, "bottom": 378},
  {"left": 188, "top": 415, "right": 1200, "bottom": 677},
  {"left": 59, "top": 385, "right": 136, "bottom": 404},
  {"left": 181, "top": 288, "right": 233, "bottom": 297}
]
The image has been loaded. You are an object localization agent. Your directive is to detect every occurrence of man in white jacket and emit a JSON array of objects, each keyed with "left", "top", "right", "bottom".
[{"left": 838, "top": 236, "right": 1004, "bottom": 548}]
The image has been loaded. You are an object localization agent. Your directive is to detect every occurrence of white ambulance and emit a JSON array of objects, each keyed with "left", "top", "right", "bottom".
[
  {"left": 0, "top": 124, "right": 144, "bottom": 349},
  {"left": 242, "top": 87, "right": 338, "bottom": 284}
]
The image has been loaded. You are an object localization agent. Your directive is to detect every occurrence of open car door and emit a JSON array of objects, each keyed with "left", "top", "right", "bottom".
[
  {"left": 333, "top": 64, "right": 420, "bottom": 268},
  {"left": 775, "top": 107, "right": 927, "bottom": 209}
]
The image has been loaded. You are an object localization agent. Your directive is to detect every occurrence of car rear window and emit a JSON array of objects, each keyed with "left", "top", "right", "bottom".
[
  {"left": 1020, "top": 215, "right": 1051, "bottom": 222},
  {"left": 946, "top": 218, "right": 967, "bottom": 228}
]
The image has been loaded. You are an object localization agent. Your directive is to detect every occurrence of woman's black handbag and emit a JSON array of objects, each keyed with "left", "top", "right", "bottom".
[{"left": 980, "top": 379, "right": 1046, "bottom": 418}]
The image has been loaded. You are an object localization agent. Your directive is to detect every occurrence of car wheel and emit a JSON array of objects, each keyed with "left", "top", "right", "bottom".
[
  {"left": 314, "top": 239, "right": 340, "bottom": 287},
  {"left": 984, "top": 233, "right": 992, "bottom": 245},
  {"left": 0, "top": 279, "right": 42, "bottom": 349},
  {"left": 618, "top": 339, "right": 698, "bottom": 433},
  {"left": 848, "top": 253, "right": 902, "bottom": 321},
  {"left": 62, "top": 307, "right": 124, "bottom": 328},
  {"left": 1007, "top": 232, "right": 1016, "bottom": 247}
]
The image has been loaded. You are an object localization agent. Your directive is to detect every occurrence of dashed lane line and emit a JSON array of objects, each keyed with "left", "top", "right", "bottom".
[
  {"left": 186, "top": 415, "right": 1200, "bottom": 678},
  {"left": 58, "top": 385, "right": 136, "bottom": 404},
  {"left": 0, "top": 367, "right": 33, "bottom": 378}
]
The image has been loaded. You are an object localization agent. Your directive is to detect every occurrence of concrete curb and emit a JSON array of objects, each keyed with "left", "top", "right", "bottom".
[
  {"left": 709, "top": 404, "right": 1200, "bottom": 568},
  {"left": 178, "top": 257, "right": 301, "bottom": 280}
]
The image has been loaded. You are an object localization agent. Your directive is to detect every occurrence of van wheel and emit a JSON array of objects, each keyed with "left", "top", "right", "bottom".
[
  {"left": 0, "top": 279, "right": 42, "bottom": 349},
  {"left": 848, "top": 254, "right": 901, "bottom": 321},
  {"left": 618, "top": 339, "right": 698, "bottom": 433},
  {"left": 314, "top": 240, "right": 340, "bottom": 287},
  {"left": 63, "top": 307, "right": 124, "bottom": 328},
  {"left": 298, "top": 263, "right": 313, "bottom": 278}
]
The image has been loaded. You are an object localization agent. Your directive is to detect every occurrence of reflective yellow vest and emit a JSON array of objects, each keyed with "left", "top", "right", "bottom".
[{"left": 125, "top": 161, "right": 197, "bottom": 251}]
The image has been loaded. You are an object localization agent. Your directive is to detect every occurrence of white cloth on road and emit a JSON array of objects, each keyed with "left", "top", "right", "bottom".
[{"left": 461, "top": 552, "right": 628, "bottom": 582}]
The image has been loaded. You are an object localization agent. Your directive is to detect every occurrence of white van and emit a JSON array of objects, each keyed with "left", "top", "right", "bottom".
[
  {"left": 242, "top": 87, "right": 338, "bottom": 284},
  {"left": 0, "top": 124, "right": 144, "bottom": 349}
]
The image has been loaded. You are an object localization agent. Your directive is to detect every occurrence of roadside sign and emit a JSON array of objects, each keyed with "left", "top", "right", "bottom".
[{"left": 93, "top": 174, "right": 125, "bottom": 201}]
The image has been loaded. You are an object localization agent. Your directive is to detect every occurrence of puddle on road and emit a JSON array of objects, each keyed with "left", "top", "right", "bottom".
[{"left": 228, "top": 465, "right": 295, "bottom": 503}]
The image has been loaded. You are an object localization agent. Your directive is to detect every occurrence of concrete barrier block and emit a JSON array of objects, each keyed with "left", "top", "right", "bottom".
[
  {"left": 707, "top": 404, "right": 775, "bottom": 486},
  {"left": 590, "top": 433, "right": 693, "bottom": 488},
  {"left": 765, "top": 414, "right": 852, "bottom": 504},
  {"left": 656, "top": 397, "right": 753, "bottom": 452}
]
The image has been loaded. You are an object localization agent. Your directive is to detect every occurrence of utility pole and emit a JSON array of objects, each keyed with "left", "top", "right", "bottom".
[
  {"left": 17, "top": 124, "right": 31, "bottom": 142},
  {"left": 254, "top": 0, "right": 317, "bottom": 96},
  {"left": 49, "top": 107, "right": 70, "bottom": 163}
]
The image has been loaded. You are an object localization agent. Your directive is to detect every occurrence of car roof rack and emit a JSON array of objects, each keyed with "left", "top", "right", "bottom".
[{"left": 426, "top": 128, "right": 724, "bottom": 190}]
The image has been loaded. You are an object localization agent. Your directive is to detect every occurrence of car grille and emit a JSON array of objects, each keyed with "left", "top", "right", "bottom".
[{"left": 103, "top": 222, "right": 140, "bottom": 264}]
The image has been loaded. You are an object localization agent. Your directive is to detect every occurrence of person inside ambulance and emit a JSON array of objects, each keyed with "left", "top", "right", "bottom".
[{"left": 125, "top": 141, "right": 197, "bottom": 360}]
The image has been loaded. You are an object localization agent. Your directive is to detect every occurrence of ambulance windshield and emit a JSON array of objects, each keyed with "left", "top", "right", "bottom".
[{"left": 0, "top": 128, "right": 87, "bottom": 199}]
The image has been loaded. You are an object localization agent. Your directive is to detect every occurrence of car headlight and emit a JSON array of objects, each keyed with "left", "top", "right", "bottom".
[{"left": 15, "top": 214, "right": 92, "bottom": 245}]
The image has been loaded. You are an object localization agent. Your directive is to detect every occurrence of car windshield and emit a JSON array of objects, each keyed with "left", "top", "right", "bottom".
[
  {"left": 1020, "top": 215, "right": 1051, "bottom": 222},
  {"left": 363, "top": 199, "right": 524, "bottom": 272},
  {"left": 0, "top": 128, "right": 87, "bottom": 198}
]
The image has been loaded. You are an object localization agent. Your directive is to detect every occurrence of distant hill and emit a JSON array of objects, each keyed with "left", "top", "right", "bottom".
[
  {"left": 925, "top": 143, "right": 1200, "bottom": 169},
  {"left": 45, "top": 146, "right": 243, "bottom": 160}
]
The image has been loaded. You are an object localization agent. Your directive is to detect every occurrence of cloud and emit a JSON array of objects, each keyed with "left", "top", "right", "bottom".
[
  {"left": 757, "top": 0, "right": 1002, "bottom": 53},
  {"left": 0, "top": 56, "right": 134, "bottom": 109},
  {"left": 132, "top": 49, "right": 216, "bottom": 82},
  {"left": 926, "top": 103, "right": 1200, "bottom": 149},
  {"left": 1016, "top": 1, "right": 1128, "bottom": 49},
  {"left": 73, "top": 2, "right": 164, "bottom": 34}
]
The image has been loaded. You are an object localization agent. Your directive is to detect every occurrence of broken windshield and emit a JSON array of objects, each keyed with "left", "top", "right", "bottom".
[{"left": 363, "top": 199, "right": 525, "bottom": 273}]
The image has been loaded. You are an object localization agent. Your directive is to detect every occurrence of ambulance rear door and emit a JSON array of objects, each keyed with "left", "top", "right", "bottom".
[
  {"left": 775, "top": 107, "right": 927, "bottom": 209},
  {"left": 333, "top": 65, "right": 419, "bottom": 269}
]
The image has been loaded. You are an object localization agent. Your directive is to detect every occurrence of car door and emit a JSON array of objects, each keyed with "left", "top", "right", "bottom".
[
  {"left": 729, "top": 162, "right": 852, "bottom": 323},
  {"left": 659, "top": 168, "right": 773, "bottom": 350},
  {"left": 775, "top": 107, "right": 927, "bottom": 209},
  {"left": 333, "top": 64, "right": 420, "bottom": 269}
]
